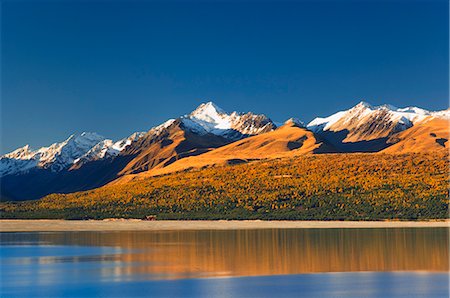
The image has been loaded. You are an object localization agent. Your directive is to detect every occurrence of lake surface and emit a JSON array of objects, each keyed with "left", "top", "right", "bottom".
[{"left": 1, "top": 228, "right": 448, "bottom": 297}]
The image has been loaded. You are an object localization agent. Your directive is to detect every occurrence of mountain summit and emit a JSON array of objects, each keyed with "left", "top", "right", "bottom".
[
  {"left": 189, "top": 101, "right": 227, "bottom": 121},
  {"left": 181, "top": 102, "right": 276, "bottom": 139},
  {"left": 307, "top": 101, "right": 447, "bottom": 147},
  {"left": 0, "top": 132, "right": 106, "bottom": 176},
  {"left": 116, "top": 102, "right": 277, "bottom": 175},
  {"left": 0, "top": 131, "right": 147, "bottom": 176}
]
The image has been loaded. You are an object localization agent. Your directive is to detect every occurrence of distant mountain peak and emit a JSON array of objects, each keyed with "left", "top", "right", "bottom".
[
  {"left": 306, "top": 101, "right": 445, "bottom": 145},
  {"left": 79, "top": 131, "right": 103, "bottom": 138},
  {"left": 72, "top": 131, "right": 147, "bottom": 168},
  {"left": 352, "top": 101, "right": 402, "bottom": 112},
  {"left": 352, "top": 101, "right": 429, "bottom": 114},
  {"left": 379, "top": 104, "right": 399, "bottom": 111},
  {"left": 283, "top": 118, "right": 304, "bottom": 128},
  {"left": 4, "top": 144, "right": 34, "bottom": 159},
  {"left": 354, "top": 101, "right": 372, "bottom": 109},
  {"left": 189, "top": 101, "right": 227, "bottom": 125},
  {"left": 182, "top": 101, "right": 276, "bottom": 139},
  {"left": 0, "top": 131, "right": 146, "bottom": 175},
  {"left": 191, "top": 101, "right": 225, "bottom": 114}
]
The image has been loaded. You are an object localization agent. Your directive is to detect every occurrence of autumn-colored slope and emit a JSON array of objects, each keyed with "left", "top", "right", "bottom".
[
  {"left": 382, "top": 118, "right": 449, "bottom": 154},
  {"left": 2, "top": 152, "right": 447, "bottom": 220},
  {"left": 118, "top": 119, "right": 230, "bottom": 175},
  {"left": 114, "top": 121, "right": 335, "bottom": 182}
]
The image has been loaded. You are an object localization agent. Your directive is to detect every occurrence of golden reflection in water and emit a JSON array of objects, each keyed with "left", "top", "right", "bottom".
[{"left": 33, "top": 228, "right": 448, "bottom": 279}]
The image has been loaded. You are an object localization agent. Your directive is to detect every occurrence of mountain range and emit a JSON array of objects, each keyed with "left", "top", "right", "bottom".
[{"left": 1, "top": 101, "right": 448, "bottom": 201}]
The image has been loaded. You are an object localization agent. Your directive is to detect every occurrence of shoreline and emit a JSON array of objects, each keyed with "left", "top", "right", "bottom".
[{"left": 0, "top": 219, "right": 449, "bottom": 232}]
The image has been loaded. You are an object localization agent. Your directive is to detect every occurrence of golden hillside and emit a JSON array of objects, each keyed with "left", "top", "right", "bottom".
[
  {"left": 382, "top": 118, "right": 449, "bottom": 154},
  {"left": 113, "top": 118, "right": 448, "bottom": 184},
  {"left": 113, "top": 121, "right": 335, "bottom": 182},
  {"left": 118, "top": 120, "right": 230, "bottom": 175},
  {"left": 2, "top": 152, "right": 447, "bottom": 220}
]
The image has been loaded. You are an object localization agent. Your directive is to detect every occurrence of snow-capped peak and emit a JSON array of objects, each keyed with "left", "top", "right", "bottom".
[
  {"left": 187, "top": 102, "right": 230, "bottom": 130},
  {"left": 396, "top": 106, "right": 430, "bottom": 115},
  {"left": 307, "top": 111, "right": 347, "bottom": 133},
  {"left": 146, "top": 119, "right": 176, "bottom": 137},
  {"left": 308, "top": 101, "right": 433, "bottom": 131},
  {"left": 354, "top": 101, "right": 373, "bottom": 109},
  {"left": 306, "top": 101, "right": 448, "bottom": 142},
  {"left": 1, "top": 130, "right": 148, "bottom": 176},
  {"left": 72, "top": 131, "right": 147, "bottom": 167},
  {"left": 283, "top": 118, "right": 304, "bottom": 127},
  {"left": 189, "top": 101, "right": 226, "bottom": 120},
  {"left": 181, "top": 101, "right": 276, "bottom": 139},
  {"left": 0, "top": 132, "right": 106, "bottom": 175},
  {"left": 430, "top": 108, "right": 450, "bottom": 120},
  {"left": 3, "top": 145, "right": 34, "bottom": 160},
  {"left": 352, "top": 101, "right": 434, "bottom": 114},
  {"left": 73, "top": 139, "right": 115, "bottom": 165},
  {"left": 111, "top": 131, "right": 146, "bottom": 152},
  {"left": 35, "top": 132, "right": 106, "bottom": 172}
]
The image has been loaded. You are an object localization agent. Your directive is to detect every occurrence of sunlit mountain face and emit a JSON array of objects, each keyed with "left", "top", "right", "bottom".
[{"left": 1, "top": 101, "right": 448, "bottom": 201}]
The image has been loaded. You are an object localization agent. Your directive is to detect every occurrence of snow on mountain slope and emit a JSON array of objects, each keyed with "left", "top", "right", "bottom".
[
  {"left": 72, "top": 139, "right": 115, "bottom": 165},
  {"left": 36, "top": 132, "right": 106, "bottom": 172},
  {"left": 146, "top": 119, "right": 176, "bottom": 138},
  {"left": 283, "top": 118, "right": 305, "bottom": 128},
  {"left": 72, "top": 132, "right": 146, "bottom": 167},
  {"left": 181, "top": 102, "right": 276, "bottom": 139},
  {"left": 3, "top": 145, "right": 35, "bottom": 159},
  {"left": 111, "top": 132, "right": 146, "bottom": 152},
  {"left": 429, "top": 109, "right": 450, "bottom": 120},
  {"left": 0, "top": 155, "right": 39, "bottom": 177},
  {"left": 1, "top": 131, "right": 146, "bottom": 176},
  {"left": 1, "top": 145, "right": 40, "bottom": 174},
  {"left": 307, "top": 101, "right": 448, "bottom": 142},
  {"left": 0, "top": 133, "right": 105, "bottom": 175},
  {"left": 307, "top": 111, "right": 347, "bottom": 133}
]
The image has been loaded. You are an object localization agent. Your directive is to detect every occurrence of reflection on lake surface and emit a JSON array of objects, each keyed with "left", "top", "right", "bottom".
[{"left": 1, "top": 228, "right": 449, "bottom": 297}]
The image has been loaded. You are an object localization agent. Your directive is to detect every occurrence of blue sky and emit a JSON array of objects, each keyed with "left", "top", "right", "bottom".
[{"left": 2, "top": 0, "right": 448, "bottom": 153}]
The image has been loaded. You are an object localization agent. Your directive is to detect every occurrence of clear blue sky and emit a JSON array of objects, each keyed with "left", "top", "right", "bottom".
[{"left": 2, "top": 0, "right": 448, "bottom": 153}]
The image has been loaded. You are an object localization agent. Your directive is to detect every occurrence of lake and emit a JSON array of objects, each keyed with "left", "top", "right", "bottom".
[{"left": 0, "top": 228, "right": 448, "bottom": 297}]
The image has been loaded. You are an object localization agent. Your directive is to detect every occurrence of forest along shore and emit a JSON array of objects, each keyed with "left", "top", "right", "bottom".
[{"left": 0, "top": 220, "right": 449, "bottom": 232}]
